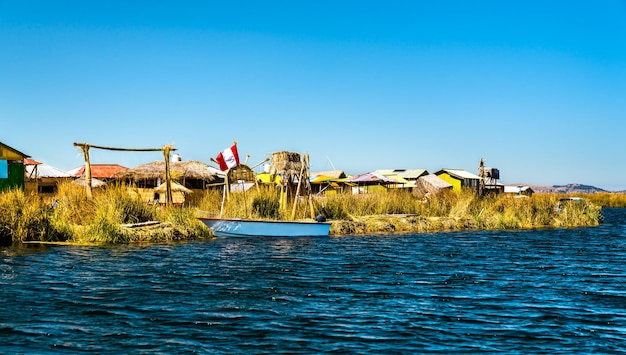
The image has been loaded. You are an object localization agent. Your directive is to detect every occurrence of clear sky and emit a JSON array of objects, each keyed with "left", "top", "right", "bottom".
[{"left": 2, "top": 1, "right": 625, "bottom": 190}]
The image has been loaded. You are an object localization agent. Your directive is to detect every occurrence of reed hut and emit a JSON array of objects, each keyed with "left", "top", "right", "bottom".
[
  {"left": 72, "top": 176, "right": 106, "bottom": 188},
  {"left": 115, "top": 160, "right": 222, "bottom": 205},
  {"left": 153, "top": 181, "right": 193, "bottom": 205},
  {"left": 227, "top": 164, "right": 257, "bottom": 193},
  {"left": 414, "top": 174, "right": 453, "bottom": 197}
]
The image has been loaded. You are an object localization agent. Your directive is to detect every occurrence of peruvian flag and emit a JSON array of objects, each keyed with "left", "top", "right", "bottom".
[{"left": 215, "top": 143, "right": 240, "bottom": 171}]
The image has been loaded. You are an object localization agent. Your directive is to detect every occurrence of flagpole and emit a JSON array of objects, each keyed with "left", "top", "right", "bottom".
[
  {"left": 213, "top": 140, "right": 240, "bottom": 218},
  {"left": 220, "top": 173, "right": 227, "bottom": 218}
]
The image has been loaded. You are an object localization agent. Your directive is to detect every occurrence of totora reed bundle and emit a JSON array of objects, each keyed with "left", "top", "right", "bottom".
[{"left": 269, "top": 151, "right": 306, "bottom": 186}]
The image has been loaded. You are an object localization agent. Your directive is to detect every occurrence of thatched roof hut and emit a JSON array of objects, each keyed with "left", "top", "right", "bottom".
[
  {"left": 154, "top": 181, "right": 192, "bottom": 194},
  {"left": 115, "top": 160, "right": 220, "bottom": 182},
  {"left": 72, "top": 176, "right": 106, "bottom": 188},
  {"left": 227, "top": 164, "right": 256, "bottom": 183},
  {"left": 225, "top": 164, "right": 257, "bottom": 194}
]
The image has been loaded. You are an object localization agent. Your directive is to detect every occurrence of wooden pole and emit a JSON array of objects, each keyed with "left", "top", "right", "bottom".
[
  {"left": 304, "top": 154, "right": 316, "bottom": 219},
  {"left": 75, "top": 143, "right": 93, "bottom": 199},
  {"left": 249, "top": 157, "right": 269, "bottom": 170},
  {"left": 163, "top": 145, "right": 173, "bottom": 207},
  {"left": 225, "top": 170, "right": 230, "bottom": 201},
  {"left": 250, "top": 157, "right": 269, "bottom": 190},
  {"left": 279, "top": 184, "right": 286, "bottom": 212},
  {"left": 291, "top": 154, "right": 306, "bottom": 221}
]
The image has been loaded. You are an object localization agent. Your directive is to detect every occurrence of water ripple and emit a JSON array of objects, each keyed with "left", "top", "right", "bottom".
[{"left": 1, "top": 209, "right": 626, "bottom": 353}]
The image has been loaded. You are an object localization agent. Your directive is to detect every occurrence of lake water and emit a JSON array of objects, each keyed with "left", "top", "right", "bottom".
[{"left": 1, "top": 209, "right": 625, "bottom": 354}]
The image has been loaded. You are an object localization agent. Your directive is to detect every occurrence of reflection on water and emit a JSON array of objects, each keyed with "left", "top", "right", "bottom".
[{"left": 1, "top": 209, "right": 625, "bottom": 354}]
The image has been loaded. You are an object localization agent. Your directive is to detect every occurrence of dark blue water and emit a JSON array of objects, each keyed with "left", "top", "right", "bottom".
[{"left": 2, "top": 209, "right": 626, "bottom": 354}]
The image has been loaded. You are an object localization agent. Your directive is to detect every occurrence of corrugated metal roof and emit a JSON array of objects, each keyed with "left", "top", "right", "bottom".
[
  {"left": 310, "top": 170, "right": 346, "bottom": 179},
  {"left": 385, "top": 174, "right": 416, "bottom": 188},
  {"left": 504, "top": 186, "right": 533, "bottom": 193},
  {"left": 69, "top": 164, "right": 128, "bottom": 179},
  {"left": 344, "top": 172, "right": 398, "bottom": 184},
  {"left": 374, "top": 169, "right": 428, "bottom": 180},
  {"left": 436, "top": 169, "right": 481, "bottom": 180},
  {"left": 26, "top": 163, "right": 72, "bottom": 178}
]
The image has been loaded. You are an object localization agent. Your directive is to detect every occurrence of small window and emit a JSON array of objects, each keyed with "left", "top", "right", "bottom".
[{"left": 39, "top": 185, "right": 56, "bottom": 194}]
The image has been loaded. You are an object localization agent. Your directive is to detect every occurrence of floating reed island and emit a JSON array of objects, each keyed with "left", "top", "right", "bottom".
[{"left": 0, "top": 181, "right": 607, "bottom": 246}]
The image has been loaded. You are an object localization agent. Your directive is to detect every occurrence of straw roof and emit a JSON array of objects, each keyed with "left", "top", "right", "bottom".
[
  {"left": 154, "top": 181, "right": 192, "bottom": 194},
  {"left": 115, "top": 160, "right": 219, "bottom": 181},
  {"left": 72, "top": 176, "right": 106, "bottom": 188}
]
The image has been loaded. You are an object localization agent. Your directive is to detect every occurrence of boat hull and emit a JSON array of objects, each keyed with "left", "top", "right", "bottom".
[{"left": 199, "top": 218, "right": 331, "bottom": 238}]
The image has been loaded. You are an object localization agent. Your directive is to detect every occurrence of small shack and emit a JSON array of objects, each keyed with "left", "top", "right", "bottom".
[
  {"left": 24, "top": 158, "right": 73, "bottom": 194},
  {"left": 227, "top": 164, "right": 257, "bottom": 193},
  {"left": 114, "top": 160, "right": 221, "bottom": 205},
  {"left": 0, "top": 142, "right": 29, "bottom": 192},
  {"left": 309, "top": 170, "right": 348, "bottom": 195},
  {"left": 374, "top": 169, "right": 428, "bottom": 183},
  {"left": 434, "top": 169, "right": 481, "bottom": 192},
  {"left": 343, "top": 172, "right": 399, "bottom": 194},
  {"left": 504, "top": 185, "right": 534, "bottom": 197}
]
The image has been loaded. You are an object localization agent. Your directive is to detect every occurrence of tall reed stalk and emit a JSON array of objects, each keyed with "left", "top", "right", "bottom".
[{"left": 0, "top": 184, "right": 605, "bottom": 244}]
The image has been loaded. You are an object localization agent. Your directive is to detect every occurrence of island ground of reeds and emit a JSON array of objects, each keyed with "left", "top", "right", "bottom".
[
  {"left": 0, "top": 183, "right": 613, "bottom": 245},
  {"left": 197, "top": 187, "right": 605, "bottom": 235}
]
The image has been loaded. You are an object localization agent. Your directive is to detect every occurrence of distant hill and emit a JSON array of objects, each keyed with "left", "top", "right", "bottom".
[{"left": 507, "top": 183, "right": 614, "bottom": 194}]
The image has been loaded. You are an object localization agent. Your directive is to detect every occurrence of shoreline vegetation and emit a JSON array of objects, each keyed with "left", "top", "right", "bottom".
[{"left": 0, "top": 182, "right": 614, "bottom": 246}]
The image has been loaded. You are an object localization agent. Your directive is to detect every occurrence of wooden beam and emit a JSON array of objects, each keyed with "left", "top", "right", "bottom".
[
  {"left": 73, "top": 142, "right": 177, "bottom": 200},
  {"left": 73, "top": 142, "right": 177, "bottom": 153}
]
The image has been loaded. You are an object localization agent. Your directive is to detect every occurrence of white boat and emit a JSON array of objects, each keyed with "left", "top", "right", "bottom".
[
  {"left": 200, "top": 149, "right": 331, "bottom": 238},
  {"left": 199, "top": 217, "right": 331, "bottom": 238}
]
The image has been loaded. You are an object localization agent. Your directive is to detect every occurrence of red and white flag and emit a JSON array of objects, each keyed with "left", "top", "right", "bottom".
[{"left": 215, "top": 143, "right": 240, "bottom": 171}]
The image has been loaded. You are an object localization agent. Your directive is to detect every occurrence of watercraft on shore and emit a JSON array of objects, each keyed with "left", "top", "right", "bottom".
[
  {"left": 198, "top": 145, "right": 331, "bottom": 238},
  {"left": 198, "top": 217, "right": 331, "bottom": 238}
]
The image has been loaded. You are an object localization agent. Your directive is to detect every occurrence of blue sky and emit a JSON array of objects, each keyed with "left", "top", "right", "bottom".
[{"left": 1, "top": 1, "right": 625, "bottom": 190}]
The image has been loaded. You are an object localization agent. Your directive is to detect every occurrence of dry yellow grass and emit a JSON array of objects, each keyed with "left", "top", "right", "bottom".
[
  {"left": 197, "top": 187, "right": 603, "bottom": 236},
  {"left": 0, "top": 185, "right": 605, "bottom": 244},
  {"left": 322, "top": 191, "right": 602, "bottom": 235},
  {"left": 0, "top": 183, "right": 212, "bottom": 245}
]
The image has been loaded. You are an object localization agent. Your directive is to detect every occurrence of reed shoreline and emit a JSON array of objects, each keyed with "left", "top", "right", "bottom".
[{"left": 0, "top": 183, "right": 611, "bottom": 245}]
